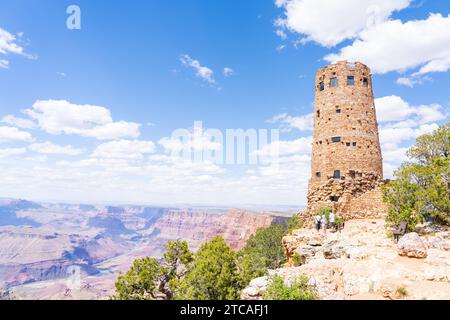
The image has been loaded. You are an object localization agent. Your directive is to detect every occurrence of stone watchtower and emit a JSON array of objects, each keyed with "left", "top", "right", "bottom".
[{"left": 305, "top": 61, "right": 387, "bottom": 220}]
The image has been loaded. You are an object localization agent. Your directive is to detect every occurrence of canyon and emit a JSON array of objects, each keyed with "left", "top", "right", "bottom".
[{"left": 0, "top": 198, "right": 289, "bottom": 300}]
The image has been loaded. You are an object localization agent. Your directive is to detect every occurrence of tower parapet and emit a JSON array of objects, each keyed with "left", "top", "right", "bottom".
[{"left": 304, "top": 61, "right": 387, "bottom": 221}]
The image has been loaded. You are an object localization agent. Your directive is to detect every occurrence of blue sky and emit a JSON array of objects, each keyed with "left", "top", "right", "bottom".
[{"left": 0, "top": 0, "right": 449, "bottom": 206}]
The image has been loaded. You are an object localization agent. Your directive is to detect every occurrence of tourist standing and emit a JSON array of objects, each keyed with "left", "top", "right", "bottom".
[
  {"left": 321, "top": 215, "right": 327, "bottom": 234},
  {"left": 314, "top": 214, "right": 321, "bottom": 232},
  {"left": 329, "top": 212, "right": 335, "bottom": 231}
]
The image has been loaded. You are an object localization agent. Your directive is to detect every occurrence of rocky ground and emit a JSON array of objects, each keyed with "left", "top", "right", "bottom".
[{"left": 242, "top": 219, "right": 450, "bottom": 300}]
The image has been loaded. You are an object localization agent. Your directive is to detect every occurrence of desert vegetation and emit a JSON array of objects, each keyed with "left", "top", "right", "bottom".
[
  {"left": 113, "top": 214, "right": 315, "bottom": 300},
  {"left": 382, "top": 123, "right": 449, "bottom": 231}
]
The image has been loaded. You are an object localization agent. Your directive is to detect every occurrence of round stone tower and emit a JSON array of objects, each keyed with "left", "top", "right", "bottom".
[{"left": 305, "top": 61, "right": 387, "bottom": 220}]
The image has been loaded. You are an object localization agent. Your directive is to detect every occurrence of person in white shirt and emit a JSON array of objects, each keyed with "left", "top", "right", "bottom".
[
  {"left": 329, "top": 212, "right": 335, "bottom": 230},
  {"left": 315, "top": 214, "right": 321, "bottom": 232},
  {"left": 321, "top": 215, "right": 327, "bottom": 234}
]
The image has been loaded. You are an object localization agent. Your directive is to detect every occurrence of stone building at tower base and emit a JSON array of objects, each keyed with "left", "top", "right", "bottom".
[{"left": 300, "top": 171, "right": 388, "bottom": 222}]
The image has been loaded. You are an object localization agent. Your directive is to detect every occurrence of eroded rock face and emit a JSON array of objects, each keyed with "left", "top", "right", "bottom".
[
  {"left": 243, "top": 219, "right": 450, "bottom": 300},
  {"left": 153, "top": 209, "right": 274, "bottom": 251},
  {"left": 323, "top": 241, "right": 345, "bottom": 259},
  {"left": 398, "top": 233, "right": 428, "bottom": 259}
]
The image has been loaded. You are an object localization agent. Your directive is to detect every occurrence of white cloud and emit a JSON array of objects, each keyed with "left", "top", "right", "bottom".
[
  {"left": 396, "top": 77, "right": 414, "bottom": 88},
  {"left": 325, "top": 14, "right": 450, "bottom": 75},
  {"left": 180, "top": 54, "right": 215, "bottom": 84},
  {"left": 0, "top": 126, "right": 33, "bottom": 143},
  {"left": 158, "top": 125, "right": 222, "bottom": 155},
  {"left": 29, "top": 141, "right": 85, "bottom": 156},
  {"left": 24, "top": 100, "right": 141, "bottom": 140},
  {"left": 0, "top": 147, "right": 26, "bottom": 158},
  {"left": 276, "top": 2, "right": 450, "bottom": 80},
  {"left": 0, "top": 59, "right": 9, "bottom": 69},
  {"left": 268, "top": 113, "right": 314, "bottom": 132},
  {"left": 275, "top": 29, "right": 287, "bottom": 40},
  {"left": 375, "top": 96, "right": 413, "bottom": 122},
  {"left": 1, "top": 115, "right": 37, "bottom": 129},
  {"left": 379, "top": 122, "right": 439, "bottom": 178},
  {"left": 223, "top": 67, "right": 235, "bottom": 77},
  {"left": 415, "top": 54, "right": 450, "bottom": 75},
  {"left": 275, "top": 0, "right": 411, "bottom": 47},
  {"left": 92, "top": 140, "right": 156, "bottom": 160},
  {"left": 378, "top": 110, "right": 442, "bottom": 179},
  {"left": 255, "top": 137, "right": 312, "bottom": 157},
  {"left": 25, "top": 155, "right": 48, "bottom": 163},
  {"left": 376, "top": 96, "right": 446, "bottom": 150},
  {"left": 379, "top": 126, "right": 416, "bottom": 145},
  {"left": 375, "top": 95, "right": 446, "bottom": 124},
  {"left": 395, "top": 76, "right": 431, "bottom": 88},
  {"left": 0, "top": 27, "right": 34, "bottom": 68},
  {"left": 276, "top": 45, "right": 287, "bottom": 52},
  {"left": 0, "top": 27, "right": 25, "bottom": 55}
]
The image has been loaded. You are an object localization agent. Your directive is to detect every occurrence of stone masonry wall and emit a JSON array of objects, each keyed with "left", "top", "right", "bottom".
[{"left": 304, "top": 61, "right": 387, "bottom": 222}]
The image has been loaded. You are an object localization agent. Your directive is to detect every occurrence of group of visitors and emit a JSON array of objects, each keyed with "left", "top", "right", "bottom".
[{"left": 314, "top": 212, "right": 337, "bottom": 234}]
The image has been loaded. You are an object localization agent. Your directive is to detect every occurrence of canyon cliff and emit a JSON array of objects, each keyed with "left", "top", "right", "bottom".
[{"left": 0, "top": 199, "right": 285, "bottom": 299}]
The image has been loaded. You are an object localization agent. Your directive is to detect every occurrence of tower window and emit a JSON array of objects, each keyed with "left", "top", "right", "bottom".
[
  {"left": 316, "top": 172, "right": 321, "bottom": 178},
  {"left": 352, "top": 142, "right": 357, "bottom": 147},
  {"left": 330, "top": 77, "right": 338, "bottom": 87},
  {"left": 330, "top": 196, "right": 340, "bottom": 202},
  {"left": 333, "top": 170, "right": 341, "bottom": 179},
  {"left": 336, "top": 109, "right": 341, "bottom": 114},
  {"left": 317, "top": 110, "right": 320, "bottom": 118},
  {"left": 347, "top": 76, "right": 355, "bottom": 86},
  {"left": 331, "top": 137, "right": 341, "bottom": 143},
  {"left": 346, "top": 142, "right": 351, "bottom": 147},
  {"left": 363, "top": 78, "right": 369, "bottom": 87},
  {"left": 350, "top": 170, "right": 356, "bottom": 178},
  {"left": 319, "top": 82, "right": 324, "bottom": 91}
]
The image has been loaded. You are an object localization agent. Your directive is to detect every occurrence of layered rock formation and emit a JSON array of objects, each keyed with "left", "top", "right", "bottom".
[
  {"left": 0, "top": 200, "right": 284, "bottom": 299},
  {"left": 154, "top": 209, "right": 275, "bottom": 250},
  {"left": 243, "top": 219, "right": 450, "bottom": 300}
]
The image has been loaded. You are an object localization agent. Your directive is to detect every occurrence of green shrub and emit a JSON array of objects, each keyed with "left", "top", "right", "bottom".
[
  {"left": 263, "top": 275, "right": 317, "bottom": 300},
  {"left": 318, "top": 207, "right": 331, "bottom": 222},
  {"left": 396, "top": 287, "right": 408, "bottom": 298},
  {"left": 112, "top": 240, "right": 193, "bottom": 300},
  {"left": 238, "top": 223, "right": 287, "bottom": 286},
  {"left": 286, "top": 213, "right": 304, "bottom": 233},
  {"left": 179, "top": 236, "right": 242, "bottom": 300},
  {"left": 292, "top": 253, "right": 302, "bottom": 267},
  {"left": 382, "top": 123, "right": 449, "bottom": 230}
]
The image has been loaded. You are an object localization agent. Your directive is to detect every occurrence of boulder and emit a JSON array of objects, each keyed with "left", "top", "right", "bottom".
[
  {"left": 343, "top": 273, "right": 368, "bottom": 296},
  {"left": 397, "top": 232, "right": 428, "bottom": 259},
  {"left": 323, "top": 241, "right": 345, "bottom": 259},
  {"left": 379, "top": 281, "right": 408, "bottom": 300},
  {"left": 423, "top": 267, "right": 449, "bottom": 283},
  {"left": 282, "top": 235, "right": 299, "bottom": 257},
  {"left": 296, "top": 245, "right": 320, "bottom": 264},
  {"left": 345, "top": 246, "right": 368, "bottom": 260},
  {"left": 424, "top": 236, "right": 450, "bottom": 251},
  {"left": 307, "top": 233, "right": 325, "bottom": 247},
  {"left": 240, "top": 276, "right": 268, "bottom": 300}
]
